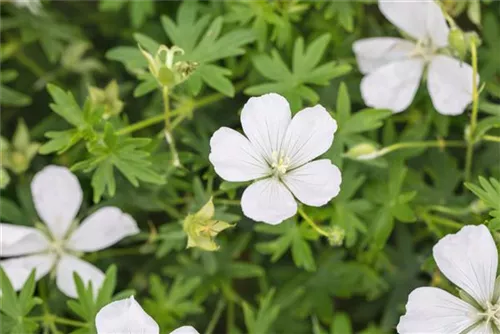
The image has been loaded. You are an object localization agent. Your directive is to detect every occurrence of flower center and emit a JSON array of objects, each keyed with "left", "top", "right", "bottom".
[
  {"left": 271, "top": 151, "right": 290, "bottom": 176},
  {"left": 411, "top": 37, "right": 436, "bottom": 62},
  {"left": 479, "top": 301, "right": 500, "bottom": 329},
  {"left": 49, "top": 240, "right": 66, "bottom": 256}
]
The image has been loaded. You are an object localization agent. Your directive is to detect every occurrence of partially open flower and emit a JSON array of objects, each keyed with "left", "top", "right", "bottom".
[
  {"left": 183, "top": 197, "right": 233, "bottom": 251},
  {"left": 139, "top": 44, "right": 198, "bottom": 89}
]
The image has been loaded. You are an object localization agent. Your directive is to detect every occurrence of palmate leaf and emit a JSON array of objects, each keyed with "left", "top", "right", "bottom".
[
  {"left": 161, "top": 1, "right": 255, "bottom": 96},
  {"left": 72, "top": 123, "right": 165, "bottom": 203},
  {"left": 466, "top": 176, "right": 500, "bottom": 229},
  {"left": 245, "top": 34, "right": 351, "bottom": 110},
  {"left": 243, "top": 289, "right": 280, "bottom": 334}
]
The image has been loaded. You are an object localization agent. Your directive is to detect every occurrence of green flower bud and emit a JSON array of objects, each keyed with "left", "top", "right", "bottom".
[
  {"left": 88, "top": 80, "right": 124, "bottom": 119},
  {"left": 326, "top": 226, "right": 345, "bottom": 247},
  {"left": 448, "top": 28, "right": 467, "bottom": 60},
  {"left": 0, "top": 167, "right": 10, "bottom": 189},
  {"left": 183, "top": 197, "right": 233, "bottom": 251},
  {"left": 345, "top": 143, "right": 379, "bottom": 160},
  {"left": 2, "top": 120, "right": 40, "bottom": 175}
]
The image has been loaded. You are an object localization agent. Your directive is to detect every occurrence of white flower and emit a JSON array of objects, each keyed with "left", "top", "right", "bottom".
[
  {"left": 353, "top": 0, "right": 478, "bottom": 115},
  {"left": 95, "top": 296, "right": 199, "bottom": 334},
  {"left": 209, "top": 93, "right": 341, "bottom": 225},
  {"left": 397, "top": 225, "right": 499, "bottom": 333},
  {"left": 0, "top": 165, "right": 139, "bottom": 298}
]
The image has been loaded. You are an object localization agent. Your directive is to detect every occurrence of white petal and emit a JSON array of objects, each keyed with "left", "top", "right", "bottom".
[
  {"left": 397, "top": 287, "right": 481, "bottom": 334},
  {"left": 170, "top": 326, "right": 200, "bottom": 334},
  {"left": 67, "top": 207, "right": 139, "bottom": 252},
  {"left": 428, "top": 55, "right": 478, "bottom": 116},
  {"left": 241, "top": 178, "right": 297, "bottom": 225},
  {"left": 283, "top": 160, "right": 341, "bottom": 207},
  {"left": 0, "top": 254, "right": 56, "bottom": 290},
  {"left": 433, "top": 225, "right": 497, "bottom": 308},
  {"left": 0, "top": 223, "right": 50, "bottom": 256},
  {"left": 241, "top": 93, "right": 291, "bottom": 161},
  {"left": 361, "top": 59, "right": 424, "bottom": 113},
  {"left": 378, "top": 0, "right": 449, "bottom": 48},
  {"left": 31, "top": 165, "right": 83, "bottom": 240},
  {"left": 209, "top": 127, "right": 270, "bottom": 182},
  {"left": 95, "top": 296, "right": 159, "bottom": 334},
  {"left": 281, "top": 105, "right": 337, "bottom": 169},
  {"left": 56, "top": 254, "right": 105, "bottom": 298},
  {"left": 353, "top": 38, "right": 416, "bottom": 74}
]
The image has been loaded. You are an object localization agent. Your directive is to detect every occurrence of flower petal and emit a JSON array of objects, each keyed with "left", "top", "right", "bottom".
[
  {"left": 0, "top": 254, "right": 56, "bottom": 290},
  {"left": 353, "top": 37, "right": 416, "bottom": 74},
  {"left": 283, "top": 160, "right": 341, "bottom": 206},
  {"left": 281, "top": 105, "right": 337, "bottom": 169},
  {"left": 378, "top": 0, "right": 449, "bottom": 48},
  {"left": 433, "top": 225, "right": 497, "bottom": 308},
  {"left": 241, "top": 93, "right": 291, "bottom": 162},
  {"left": 31, "top": 165, "right": 83, "bottom": 240},
  {"left": 95, "top": 296, "right": 159, "bottom": 334},
  {"left": 397, "top": 287, "right": 481, "bottom": 334},
  {"left": 361, "top": 59, "right": 424, "bottom": 113},
  {"left": 428, "top": 55, "right": 478, "bottom": 116},
  {"left": 209, "top": 127, "right": 270, "bottom": 182},
  {"left": 56, "top": 254, "right": 105, "bottom": 298},
  {"left": 241, "top": 178, "right": 297, "bottom": 225},
  {"left": 170, "top": 326, "right": 200, "bottom": 334},
  {"left": 0, "top": 223, "right": 50, "bottom": 256},
  {"left": 67, "top": 207, "right": 139, "bottom": 252}
]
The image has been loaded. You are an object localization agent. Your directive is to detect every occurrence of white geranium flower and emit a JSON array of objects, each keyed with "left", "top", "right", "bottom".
[
  {"left": 397, "top": 225, "right": 499, "bottom": 333},
  {"left": 353, "top": 0, "right": 478, "bottom": 115},
  {"left": 95, "top": 296, "right": 199, "bottom": 334},
  {"left": 0, "top": 165, "right": 139, "bottom": 298},
  {"left": 209, "top": 93, "right": 342, "bottom": 225}
]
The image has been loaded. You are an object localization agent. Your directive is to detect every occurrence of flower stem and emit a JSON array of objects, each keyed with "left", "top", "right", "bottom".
[
  {"left": 115, "top": 115, "right": 164, "bottom": 135},
  {"left": 162, "top": 87, "right": 181, "bottom": 167},
  {"left": 483, "top": 135, "right": 500, "bottom": 143},
  {"left": 298, "top": 207, "right": 330, "bottom": 237},
  {"left": 205, "top": 298, "right": 226, "bottom": 334},
  {"left": 465, "top": 39, "right": 480, "bottom": 182}
]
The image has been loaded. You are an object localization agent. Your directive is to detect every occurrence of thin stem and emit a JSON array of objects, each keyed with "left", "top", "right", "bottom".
[
  {"left": 298, "top": 207, "right": 329, "bottom": 237},
  {"left": 226, "top": 300, "right": 235, "bottom": 334},
  {"left": 30, "top": 316, "right": 87, "bottom": 328},
  {"left": 83, "top": 246, "right": 144, "bottom": 261},
  {"left": 163, "top": 87, "right": 171, "bottom": 129},
  {"left": 205, "top": 298, "right": 226, "bottom": 334},
  {"left": 465, "top": 39, "right": 479, "bottom": 182},
  {"left": 162, "top": 87, "right": 181, "bottom": 167},
  {"left": 116, "top": 115, "right": 164, "bottom": 135},
  {"left": 483, "top": 135, "right": 500, "bottom": 143}
]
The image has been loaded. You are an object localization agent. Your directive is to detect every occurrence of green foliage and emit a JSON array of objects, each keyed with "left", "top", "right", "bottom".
[{"left": 2, "top": 1, "right": 500, "bottom": 333}]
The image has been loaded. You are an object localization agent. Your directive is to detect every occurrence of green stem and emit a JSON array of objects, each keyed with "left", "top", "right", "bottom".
[
  {"left": 226, "top": 300, "right": 235, "bottom": 334},
  {"left": 298, "top": 207, "right": 330, "bottom": 237},
  {"left": 483, "top": 135, "right": 500, "bottom": 143},
  {"left": 465, "top": 39, "right": 479, "bottom": 182},
  {"left": 16, "top": 50, "right": 45, "bottom": 77},
  {"left": 162, "top": 87, "right": 181, "bottom": 167},
  {"left": 116, "top": 115, "right": 164, "bottom": 135},
  {"left": 83, "top": 246, "right": 144, "bottom": 261},
  {"left": 350, "top": 140, "right": 466, "bottom": 160},
  {"left": 205, "top": 298, "right": 226, "bottom": 334},
  {"left": 30, "top": 316, "right": 87, "bottom": 328}
]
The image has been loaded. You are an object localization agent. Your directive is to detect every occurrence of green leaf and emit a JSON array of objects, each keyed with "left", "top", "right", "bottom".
[
  {"left": 340, "top": 109, "right": 392, "bottom": 134},
  {"left": 466, "top": 177, "right": 500, "bottom": 229},
  {"left": 46, "top": 84, "right": 85, "bottom": 127},
  {"left": 246, "top": 34, "right": 351, "bottom": 110}
]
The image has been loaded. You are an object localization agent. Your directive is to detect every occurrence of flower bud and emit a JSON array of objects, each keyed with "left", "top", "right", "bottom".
[
  {"left": 326, "top": 225, "right": 345, "bottom": 247},
  {"left": 183, "top": 197, "right": 233, "bottom": 251},
  {"left": 345, "top": 143, "right": 380, "bottom": 160},
  {"left": 0, "top": 167, "right": 10, "bottom": 189},
  {"left": 88, "top": 80, "right": 124, "bottom": 119},
  {"left": 1, "top": 120, "right": 40, "bottom": 175},
  {"left": 448, "top": 28, "right": 467, "bottom": 60}
]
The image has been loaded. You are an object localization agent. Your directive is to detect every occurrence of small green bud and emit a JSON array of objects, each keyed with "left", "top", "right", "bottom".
[
  {"left": 326, "top": 226, "right": 345, "bottom": 247},
  {"left": 0, "top": 167, "right": 10, "bottom": 189},
  {"left": 2, "top": 120, "right": 40, "bottom": 175},
  {"left": 448, "top": 28, "right": 467, "bottom": 60},
  {"left": 345, "top": 143, "right": 379, "bottom": 160},
  {"left": 89, "top": 80, "right": 124, "bottom": 119},
  {"left": 183, "top": 197, "right": 233, "bottom": 251},
  {"left": 157, "top": 66, "right": 175, "bottom": 87}
]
